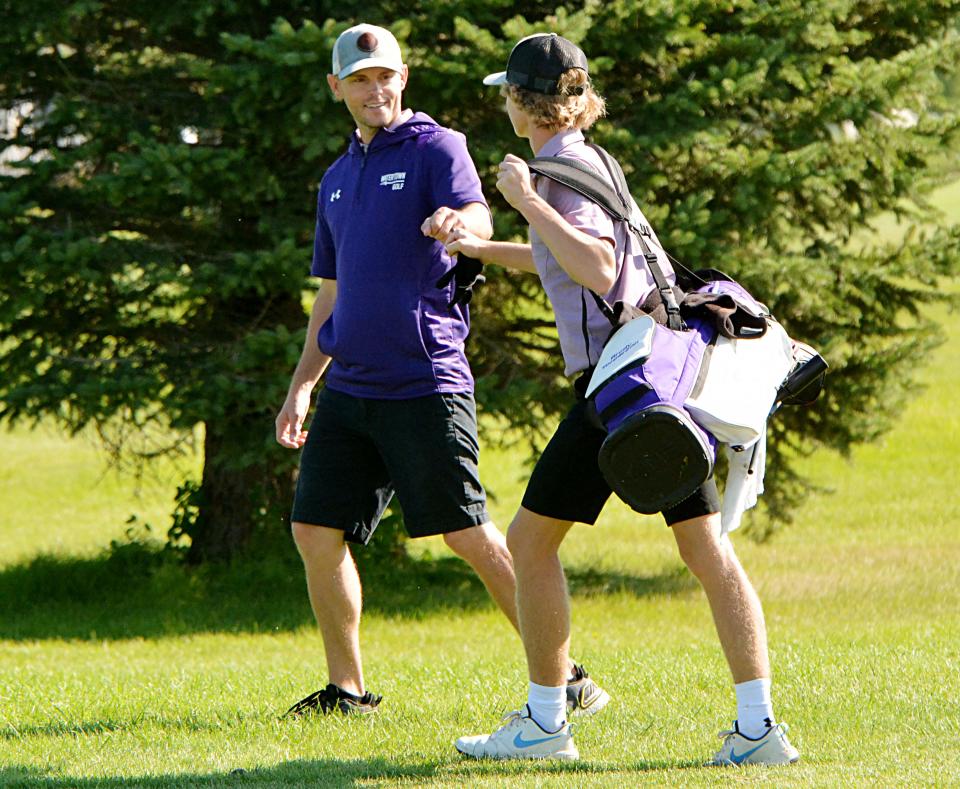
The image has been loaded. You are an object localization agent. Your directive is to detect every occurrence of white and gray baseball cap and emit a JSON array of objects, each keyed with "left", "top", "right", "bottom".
[{"left": 331, "top": 24, "right": 404, "bottom": 79}]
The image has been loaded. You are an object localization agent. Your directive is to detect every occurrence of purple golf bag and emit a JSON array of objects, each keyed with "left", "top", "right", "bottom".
[
  {"left": 529, "top": 146, "right": 826, "bottom": 516},
  {"left": 586, "top": 315, "right": 718, "bottom": 514}
]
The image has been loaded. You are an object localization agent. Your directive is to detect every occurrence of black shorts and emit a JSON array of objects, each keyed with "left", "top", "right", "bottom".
[
  {"left": 291, "top": 387, "right": 490, "bottom": 544},
  {"left": 521, "top": 381, "right": 720, "bottom": 527}
]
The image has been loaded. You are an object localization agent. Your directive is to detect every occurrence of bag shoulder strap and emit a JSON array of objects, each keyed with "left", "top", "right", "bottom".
[
  {"left": 528, "top": 146, "right": 687, "bottom": 330},
  {"left": 527, "top": 154, "right": 633, "bottom": 229},
  {"left": 587, "top": 144, "right": 710, "bottom": 293}
]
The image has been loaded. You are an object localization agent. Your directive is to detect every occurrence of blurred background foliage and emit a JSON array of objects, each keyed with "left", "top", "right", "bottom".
[{"left": 1, "top": 0, "right": 958, "bottom": 561}]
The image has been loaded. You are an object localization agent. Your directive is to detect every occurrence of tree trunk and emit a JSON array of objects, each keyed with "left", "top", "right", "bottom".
[{"left": 186, "top": 420, "right": 272, "bottom": 563}]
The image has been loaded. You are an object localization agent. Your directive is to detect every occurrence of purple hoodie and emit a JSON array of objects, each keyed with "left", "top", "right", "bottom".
[{"left": 312, "top": 112, "right": 488, "bottom": 399}]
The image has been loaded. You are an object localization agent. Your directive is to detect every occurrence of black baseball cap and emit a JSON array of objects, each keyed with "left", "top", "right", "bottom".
[{"left": 483, "top": 33, "right": 589, "bottom": 95}]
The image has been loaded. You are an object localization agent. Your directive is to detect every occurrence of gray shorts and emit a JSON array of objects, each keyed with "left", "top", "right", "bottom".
[{"left": 291, "top": 387, "right": 490, "bottom": 544}]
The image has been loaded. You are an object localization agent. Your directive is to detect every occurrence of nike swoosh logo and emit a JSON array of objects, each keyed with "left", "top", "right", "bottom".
[
  {"left": 730, "top": 742, "right": 766, "bottom": 764},
  {"left": 513, "top": 731, "right": 564, "bottom": 749}
]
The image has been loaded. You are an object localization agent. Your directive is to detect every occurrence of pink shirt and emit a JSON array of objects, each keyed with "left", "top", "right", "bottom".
[{"left": 530, "top": 129, "right": 675, "bottom": 376}]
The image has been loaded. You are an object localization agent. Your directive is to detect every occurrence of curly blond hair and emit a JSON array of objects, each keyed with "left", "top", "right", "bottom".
[{"left": 503, "top": 69, "right": 606, "bottom": 131}]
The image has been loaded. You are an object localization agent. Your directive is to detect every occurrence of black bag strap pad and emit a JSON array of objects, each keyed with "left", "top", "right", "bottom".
[{"left": 528, "top": 156, "right": 633, "bottom": 223}]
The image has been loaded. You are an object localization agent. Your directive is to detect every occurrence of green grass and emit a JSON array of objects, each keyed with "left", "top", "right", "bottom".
[
  {"left": 2, "top": 227, "right": 960, "bottom": 785},
  {"left": 864, "top": 177, "right": 960, "bottom": 243},
  {"left": 2, "top": 304, "right": 958, "bottom": 787}
]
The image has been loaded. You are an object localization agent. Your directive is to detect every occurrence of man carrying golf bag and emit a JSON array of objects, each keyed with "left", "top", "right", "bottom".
[{"left": 448, "top": 33, "right": 801, "bottom": 765}]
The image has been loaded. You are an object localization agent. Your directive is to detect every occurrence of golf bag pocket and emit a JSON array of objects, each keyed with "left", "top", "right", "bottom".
[
  {"left": 685, "top": 319, "right": 795, "bottom": 447},
  {"left": 587, "top": 317, "right": 717, "bottom": 514},
  {"left": 679, "top": 273, "right": 771, "bottom": 339}
]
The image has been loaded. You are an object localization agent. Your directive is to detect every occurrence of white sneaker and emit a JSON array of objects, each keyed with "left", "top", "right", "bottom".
[
  {"left": 712, "top": 720, "right": 800, "bottom": 766},
  {"left": 455, "top": 706, "right": 579, "bottom": 761}
]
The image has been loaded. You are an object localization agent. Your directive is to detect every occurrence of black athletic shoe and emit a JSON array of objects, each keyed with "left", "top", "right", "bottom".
[
  {"left": 566, "top": 664, "right": 611, "bottom": 716},
  {"left": 284, "top": 683, "right": 382, "bottom": 717}
]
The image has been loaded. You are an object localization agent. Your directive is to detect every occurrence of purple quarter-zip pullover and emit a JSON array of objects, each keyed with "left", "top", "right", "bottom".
[{"left": 311, "top": 112, "right": 488, "bottom": 399}]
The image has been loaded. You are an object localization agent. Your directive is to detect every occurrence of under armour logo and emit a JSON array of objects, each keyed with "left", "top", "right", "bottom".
[{"left": 330, "top": 189, "right": 342, "bottom": 202}]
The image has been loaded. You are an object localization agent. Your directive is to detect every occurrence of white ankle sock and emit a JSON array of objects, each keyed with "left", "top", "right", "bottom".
[
  {"left": 527, "top": 681, "right": 566, "bottom": 733},
  {"left": 735, "top": 678, "right": 775, "bottom": 739}
]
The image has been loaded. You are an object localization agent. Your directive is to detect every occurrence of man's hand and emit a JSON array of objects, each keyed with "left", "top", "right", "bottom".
[
  {"left": 444, "top": 227, "right": 485, "bottom": 259},
  {"left": 275, "top": 386, "right": 313, "bottom": 449},
  {"left": 420, "top": 206, "right": 465, "bottom": 243},
  {"left": 496, "top": 154, "right": 536, "bottom": 210}
]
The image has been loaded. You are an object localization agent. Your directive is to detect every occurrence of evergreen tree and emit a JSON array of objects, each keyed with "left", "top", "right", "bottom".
[
  {"left": 1, "top": 1, "right": 957, "bottom": 560},
  {"left": 453, "top": 0, "right": 960, "bottom": 527}
]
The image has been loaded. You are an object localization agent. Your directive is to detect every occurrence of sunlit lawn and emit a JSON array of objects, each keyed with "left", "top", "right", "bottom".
[{"left": 1, "top": 186, "right": 958, "bottom": 785}]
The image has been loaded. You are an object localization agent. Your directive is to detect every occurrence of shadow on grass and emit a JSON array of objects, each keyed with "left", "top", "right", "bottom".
[
  {"left": 1, "top": 716, "right": 234, "bottom": 740},
  {"left": 0, "top": 754, "right": 708, "bottom": 787},
  {"left": 0, "top": 542, "right": 694, "bottom": 642}
]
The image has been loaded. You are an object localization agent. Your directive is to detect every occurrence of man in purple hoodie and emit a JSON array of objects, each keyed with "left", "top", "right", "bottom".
[{"left": 275, "top": 24, "right": 607, "bottom": 718}]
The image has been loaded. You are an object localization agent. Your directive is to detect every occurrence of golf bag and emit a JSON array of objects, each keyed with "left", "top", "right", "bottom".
[{"left": 528, "top": 147, "right": 827, "bottom": 517}]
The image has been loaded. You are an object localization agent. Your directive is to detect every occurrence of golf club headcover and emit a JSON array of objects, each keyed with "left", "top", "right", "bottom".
[{"left": 436, "top": 255, "right": 485, "bottom": 307}]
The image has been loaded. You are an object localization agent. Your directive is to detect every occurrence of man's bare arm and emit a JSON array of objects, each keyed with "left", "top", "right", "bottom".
[{"left": 275, "top": 280, "right": 337, "bottom": 448}]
